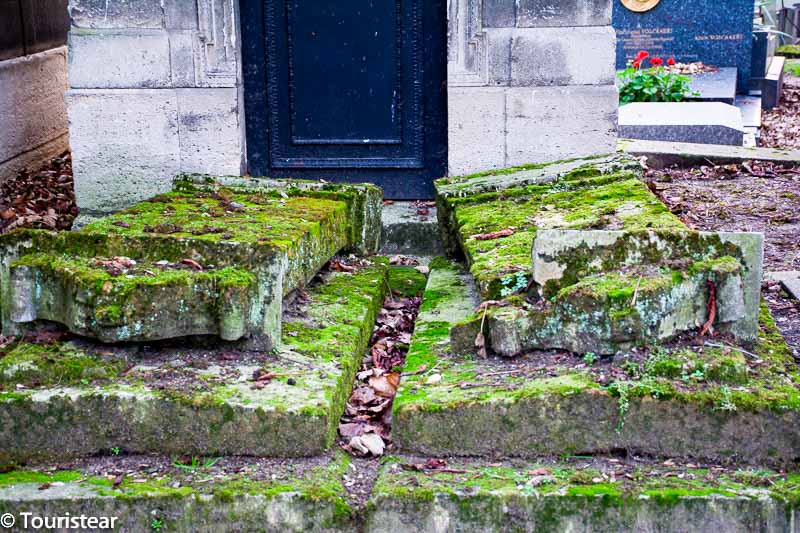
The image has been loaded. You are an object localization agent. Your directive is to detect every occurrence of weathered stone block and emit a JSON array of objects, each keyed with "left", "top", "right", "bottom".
[
  {"left": 516, "top": 0, "right": 612, "bottom": 27},
  {"left": 68, "top": 30, "right": 172, "bottom": 89},
  {"left": 369, "top": 456, "right": 797, "bottom": 533},
  {"left": 489, "top": 259, "right": 747, "bottom": 356},
  {"left": 0, "top": 177, "right": 381, "bottom": 345},
  {"left": 0, "top": 47, "right": 68, "bottom": 181},
  {"left": 487, "top": 27, "right": 616, "bottom": 86},
  {"left": 176, "top": 88, "right": 243, "bottom": 175},
  {"left": 67, "top": 89, "right": 181, "bottom": 212},
  {"left": 69, "top": 0, "right": 165, "bottom": 29},
  {"left": 436, "top": 156, "right": 681, "bottom": 298},
  {"left": 505, "top": 85, "right": 618, "bottom": 165},
  {"left": 531, "top": 229, "right": 764, "bottom": 343},
  {"left": 447, "top": 87, "right": 506, "bottom": 176}
]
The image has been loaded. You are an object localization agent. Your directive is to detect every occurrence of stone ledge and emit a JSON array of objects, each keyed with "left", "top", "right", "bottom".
[
  {"left": 0, "top": 263, "right": 387, "bottom": 462},
  {"left": 394, "top": 259, "right": 800, "bottom": 467}
]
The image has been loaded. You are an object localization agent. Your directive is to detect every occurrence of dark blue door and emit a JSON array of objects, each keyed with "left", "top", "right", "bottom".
[{"left": 242, "top": 0, "right": 447, "bottom": 199}]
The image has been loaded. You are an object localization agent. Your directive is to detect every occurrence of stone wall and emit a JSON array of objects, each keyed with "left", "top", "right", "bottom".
[
  {"left": 447, "top": 0, "right": 618, "bottom": 175},
  {"left": 67, "top": 0, "right": 618, "bottom": 211},
  {"left": 0, "top": 47, "right": 70, "bottom": 183},
  {"left": 67, "top": 0, "right": 245, "bottom": 213}
]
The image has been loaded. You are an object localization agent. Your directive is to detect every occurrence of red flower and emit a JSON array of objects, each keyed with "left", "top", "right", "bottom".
[
  {"left": 667, "top": 57, "right": 676, "bottom": 66},
  {"left": 649, "top": 57, "right": 663, "bottom": 66},
  {"left": 632, "top": 59, "right": 641, "bottom": 69},
  {"left": 635, "top": 50, "right": 649, "bottom": 61}
]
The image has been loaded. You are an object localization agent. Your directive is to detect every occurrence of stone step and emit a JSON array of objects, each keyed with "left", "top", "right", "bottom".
[
  {"left": 0, "top": 180, "right": 381, "bottom": 348},
  {"left": 393, "top": 259, "right": 800, "bottom": 466},
  {"left": 0, "top": 262, "right": 387, "bottom": 464},
  {"left": 434, "top": 154, "right": 685, "bottom": 299},
  {"left": 1, "top": 453, "right": 799, "bottom": 532}
]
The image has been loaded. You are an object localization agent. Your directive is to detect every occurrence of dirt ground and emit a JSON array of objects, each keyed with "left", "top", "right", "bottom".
[{"left": 647, "top": 161, "right": 800, "bottom": 360}]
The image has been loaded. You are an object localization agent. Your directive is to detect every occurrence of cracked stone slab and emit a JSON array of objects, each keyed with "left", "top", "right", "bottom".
[
  {"left": 393, "top": 259, "right": 800, "bottom": 466},
  {"left": 0, "top": 264, "right": 386, "bottom": 463},
  {"left": 0, "top": 179, "right": 381, "bottom": 346}
]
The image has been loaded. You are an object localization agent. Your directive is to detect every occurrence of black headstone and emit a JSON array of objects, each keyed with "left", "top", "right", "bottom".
[{"left": 613, "top": 0, "right": 754, "bottom": 93}]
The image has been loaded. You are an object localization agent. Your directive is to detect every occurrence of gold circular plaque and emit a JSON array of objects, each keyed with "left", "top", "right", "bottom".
[{"left": 620, "top": 0, "right": 661, "bottom": 12}]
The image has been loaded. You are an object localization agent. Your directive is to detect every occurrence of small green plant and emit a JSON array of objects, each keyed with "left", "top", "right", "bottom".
[
  {"left": 151, "top": 518, "right": 164, "bottom": 531},
  {"left": 714, "top": 385, "right": 737, "bottom": 412},
  {"left": 173, "top": 456, "right": 221, "bottom": 471},
  {"left": 110, "top": 447, "right": 120, "bottom": 456},
  {"left": 606, "top": 378, "right": 666, "bottom": 433},
  {"left": 582, "top": 352, "right": 598, "bottom": 366},
  {"left": 618, "top": 50, "right": 697, "bottom": 104},
  {"left": 500, "top": 272, "right": 528, "bottom": 297},
  {"left": 681, "top": 366, "right": 706, "bottom": 383}
]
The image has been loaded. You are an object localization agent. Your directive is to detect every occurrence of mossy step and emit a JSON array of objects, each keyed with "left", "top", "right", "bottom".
[
  {"left": 368, "top": 456, "right": 800, "bottom": 533},
  {"left": 393, "top": 260, "right": 800, "bottom": 467},
  {"left": 434, "top": 155, "right": 685, "bottom": 299},
  {"left": 0, "top": 263, "right": 387, "bottom": 464},
  {"left": 1, "top": 453, "right": 799, "bottom": 532},
  {"left": 0, "top": 179, "right": 381, "bottom": 346},
  {"left": 0, "top": 452, "right": 353, "bottom": 533}
]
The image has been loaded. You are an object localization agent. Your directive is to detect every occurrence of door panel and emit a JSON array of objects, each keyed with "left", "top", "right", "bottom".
[{"left": 242, "top": 0, "right": 447, "bottom": 198}]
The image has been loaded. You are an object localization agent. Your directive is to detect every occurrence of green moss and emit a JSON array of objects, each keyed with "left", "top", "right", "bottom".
[
  {"left": 777, "top": 44, "right": 800, "bottom": 58},
  {"left": 387, "top": 266, "right": 428, "bottom": 297},
  {"left": 0, "top": 341, "right": 125, "bottom": 387},
  {"left": 447, "top": 172, "right": 685, "bottom": 298}
]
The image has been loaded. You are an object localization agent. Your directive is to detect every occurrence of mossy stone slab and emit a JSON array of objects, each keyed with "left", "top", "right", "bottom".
[
  {"left": 0, "top": 264, "right": 386, "bottom": 463},
  {"left": 368, "top": 456, "right": 800, "bottom": 533},
  {"left": 435, "top": 156, "right": 685, "bottom": 299},
  {"left": 0, "top": 178, "right": 381, "bottom": 345},
  {"left": 394, "top": 261, "right": 800, "bottom": 467},
  {"left": 0, "top": 453, "right": 353, "bottom": 533}
]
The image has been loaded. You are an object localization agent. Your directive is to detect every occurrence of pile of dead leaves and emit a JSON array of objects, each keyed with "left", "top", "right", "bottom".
[
  {"left": 339, "top": 291, "right": 421, "bottom": 457},
  {"left": 0, "top": 152, "right": 76, "bottom": 234},
  {"left": 761, "top": 75, "right": 800, "bottom": 150}
]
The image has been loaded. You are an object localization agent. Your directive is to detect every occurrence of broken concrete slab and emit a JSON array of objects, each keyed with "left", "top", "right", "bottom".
[
  {"left": 368, "top": 456, "right": 800, "bottom": 533},
  {"left": 526, "top": 229, "right": 764, "bottom": 348},
  {"left": 435, "top": 155, "right": 685, "bottom": 299},
  {"left": 618, "top": 102, "right": 745, "bottom": 146},
  {"left": 0, "top": 179, "right": 381, "bottom": 346},
  {"left": 0, "top": 263, "right": 386, "bottom": 463},
  {"left": 394, "top": 260, "right": 800, "bottom": 466}
]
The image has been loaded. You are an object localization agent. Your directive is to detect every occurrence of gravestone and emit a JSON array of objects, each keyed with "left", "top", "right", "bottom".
[{"left": 613, "top": 0, "right": 754, "bottom": 93}]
